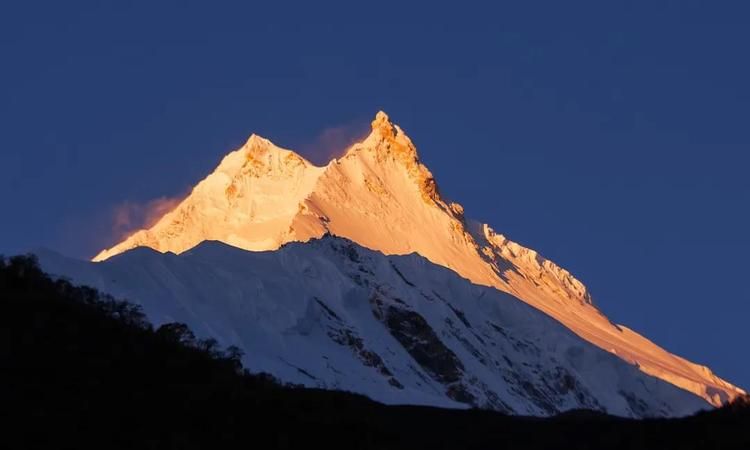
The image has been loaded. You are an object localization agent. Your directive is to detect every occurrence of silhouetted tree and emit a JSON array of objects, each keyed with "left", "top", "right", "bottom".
[
  {"left": 157, "top": 322, "right": 197, "bottom": 346},
  {"left": 224, "top": 345, "right": 244, "bottom": 372}
]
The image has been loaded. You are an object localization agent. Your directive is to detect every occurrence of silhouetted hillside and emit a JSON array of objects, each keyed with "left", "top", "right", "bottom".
[{"left": 1, "top": 254, "right": 748, "bottom": 449}]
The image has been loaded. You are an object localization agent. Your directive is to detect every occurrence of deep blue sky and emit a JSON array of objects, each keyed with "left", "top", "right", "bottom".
[{"left": 2, "top": 2, "right": 748, "bottom": 389}]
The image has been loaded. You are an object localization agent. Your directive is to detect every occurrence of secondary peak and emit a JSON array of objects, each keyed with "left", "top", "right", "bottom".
[{"left": 244, "top": 133, "right": 273, "bottom": 150}]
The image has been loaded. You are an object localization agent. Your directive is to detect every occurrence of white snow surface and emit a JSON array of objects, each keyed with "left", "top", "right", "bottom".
[
  {"left": 40, "top": 237, "right": 709, "bottom": 417},
  {"left": 90, "top": 111, "right": 743, "bottom": 407}
]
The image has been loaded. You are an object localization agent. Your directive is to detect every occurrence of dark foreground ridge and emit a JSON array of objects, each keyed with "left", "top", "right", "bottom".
[{"left": 1, "top": 254, "right": 748, "bottom": 450}]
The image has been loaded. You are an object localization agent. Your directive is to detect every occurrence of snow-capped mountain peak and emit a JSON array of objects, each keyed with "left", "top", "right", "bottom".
[
  {"left": 92, "top": 133, "right": 324, "bottom": 261},
  {"left": 91, "top": 111, "right": 744, "bottom": 407},
  {"left": 362, "top": 110, "right": 414, "bottom": 152},
  {"left": 370, "top": 110, "right": 396, "bottom": 136},
  {"left": 219, "top": 133, "right": 314, "bottom": 177}
]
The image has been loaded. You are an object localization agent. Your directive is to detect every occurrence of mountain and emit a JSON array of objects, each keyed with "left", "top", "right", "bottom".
[
  {"left": 39, "top": 237, "right": 708, "bottom": 417},
  {"left": 6, "top": 255, "right": 750, "bottom": 450},
  {"left": 89, "top": 111, "right": 742, "bottom": 407}
]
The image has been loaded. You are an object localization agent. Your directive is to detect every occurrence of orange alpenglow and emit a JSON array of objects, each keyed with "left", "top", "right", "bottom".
[{"left": 94, "top": 111, "right": 744, "bottom": 407}]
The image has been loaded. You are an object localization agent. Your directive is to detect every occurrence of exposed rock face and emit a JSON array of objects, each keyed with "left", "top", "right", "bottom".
[
  {"left": 370, "top": 293, "right": 466, "bottom": 389},
  {"left": 91, "top": 111, "right": 744, "bottom": 407}
]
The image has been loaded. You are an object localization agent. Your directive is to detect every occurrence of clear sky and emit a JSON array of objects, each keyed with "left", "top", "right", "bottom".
[{"left": 1, "top": 2, "right": 748, "bottom": 389}]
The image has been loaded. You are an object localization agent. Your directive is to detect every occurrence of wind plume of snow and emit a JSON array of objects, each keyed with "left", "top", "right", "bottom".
[
  {"left": 297, "top": 119, "right": 370, "bottom": 165},
  {"left": 110, "top": 195, "right": 184, "bottom": 242}
]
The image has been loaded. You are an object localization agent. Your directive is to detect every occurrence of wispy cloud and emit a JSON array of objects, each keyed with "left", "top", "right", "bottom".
[
  {"left": 111, "top": 195, "right": 184, "bottom": 242},
  {"left": 298, "top": 119, "right": 370, "bottom": 165},
  {"left": 51, "top": 193, "right": 187, "bottom": 260}
]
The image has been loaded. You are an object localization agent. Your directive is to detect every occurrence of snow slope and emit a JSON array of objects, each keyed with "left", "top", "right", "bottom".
[
  {"left": 40, "top": 237, "right": 709, "bottom": 417},
  {"left": 92, "top": 111, "right": 743, "bottom": 406}
]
